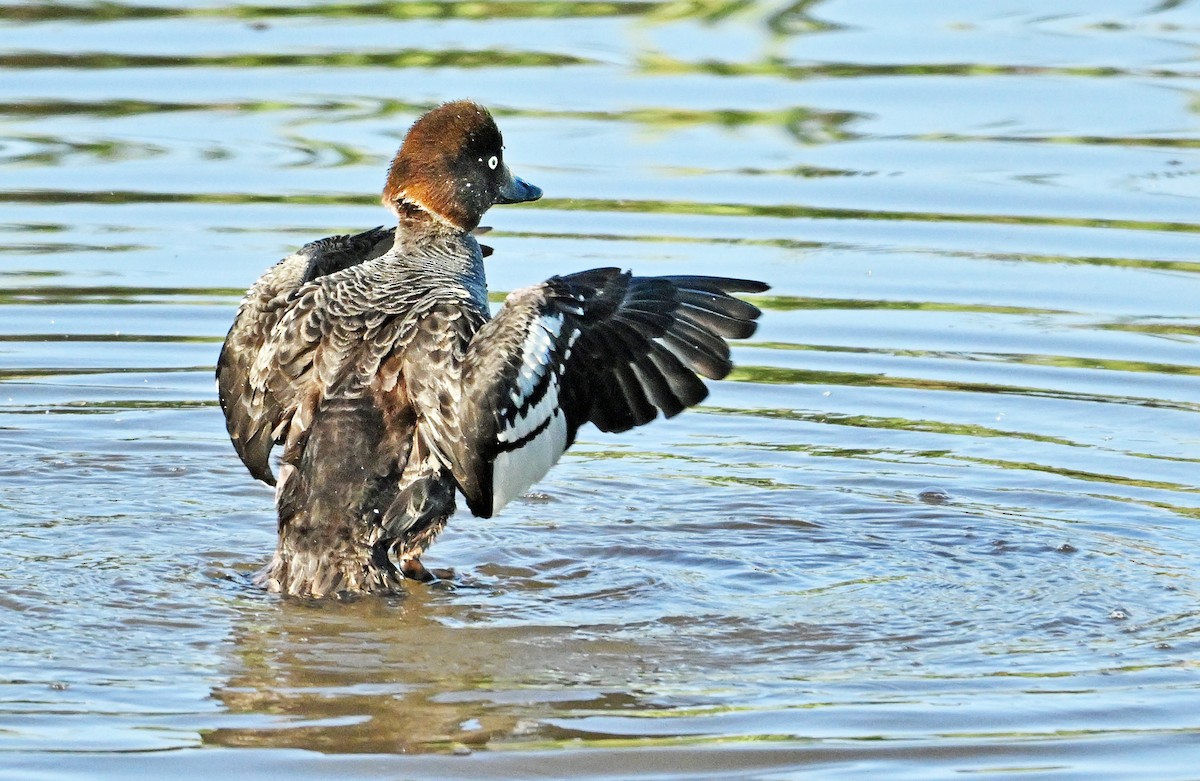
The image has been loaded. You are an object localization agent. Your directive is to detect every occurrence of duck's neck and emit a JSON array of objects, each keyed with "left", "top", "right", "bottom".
[{"left": 390, "top": 204, "right": 489, "bottom": 309}]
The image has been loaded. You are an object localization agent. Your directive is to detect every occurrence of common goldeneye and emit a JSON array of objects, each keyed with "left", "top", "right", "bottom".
[{"left": 217, "top": 100, "right": 768, "bottom": 597}]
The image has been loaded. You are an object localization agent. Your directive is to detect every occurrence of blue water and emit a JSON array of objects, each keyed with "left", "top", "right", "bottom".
[{"left": 3, "top": 1, "right": 1200, "bottom": 778}]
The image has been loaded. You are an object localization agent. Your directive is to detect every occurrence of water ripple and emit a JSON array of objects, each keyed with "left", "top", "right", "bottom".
[{"left": 3, "top": 0, "right": 1200, "bottom": 775}]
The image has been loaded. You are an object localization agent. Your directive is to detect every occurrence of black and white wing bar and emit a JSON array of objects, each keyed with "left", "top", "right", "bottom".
[{"left": 452, "top": 267, "right": 769, "bottom": 518}]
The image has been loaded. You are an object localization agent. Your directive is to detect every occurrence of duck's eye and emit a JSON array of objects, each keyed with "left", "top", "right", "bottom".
[{"left": 487, "top": 155, "right": 498, "bottom": 170}]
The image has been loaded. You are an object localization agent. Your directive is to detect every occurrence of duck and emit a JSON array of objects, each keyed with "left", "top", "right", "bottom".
[{"left": 216, "top": 100, "right": 769, "bottom": 597}]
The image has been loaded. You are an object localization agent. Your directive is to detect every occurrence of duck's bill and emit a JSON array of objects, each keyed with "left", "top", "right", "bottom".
[{"left": 497, "top": 167, "right": 542, "bottom": 204}]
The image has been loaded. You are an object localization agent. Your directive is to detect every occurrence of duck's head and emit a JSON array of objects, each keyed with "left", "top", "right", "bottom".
[{"left": 381, "top": 100, "right": 542, "bottom": 232}]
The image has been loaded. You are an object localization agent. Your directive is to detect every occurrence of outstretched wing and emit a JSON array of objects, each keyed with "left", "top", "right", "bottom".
[
  {"left": 215, "top": 225, "right": 393, "bottom": 484},
  {"left": 451, "top": 268, "right": 768, "bottom": 517}
]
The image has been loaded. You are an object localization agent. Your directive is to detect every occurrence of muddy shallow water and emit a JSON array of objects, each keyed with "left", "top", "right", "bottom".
[{"left": 3, "top": 0, "right": 1200, "bottom": 778}]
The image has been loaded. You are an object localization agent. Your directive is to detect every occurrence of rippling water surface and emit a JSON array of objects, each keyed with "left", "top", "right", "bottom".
[{"left": 3, "top": 0, "right": 1200, "bottom": 778}]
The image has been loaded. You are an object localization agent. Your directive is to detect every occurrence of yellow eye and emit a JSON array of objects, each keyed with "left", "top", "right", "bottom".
[{"left": 487, "top": 155, "right": 498, "bottom": 170}]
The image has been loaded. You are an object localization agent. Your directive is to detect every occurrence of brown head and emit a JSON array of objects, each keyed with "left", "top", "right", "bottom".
[{"left": 381, "top": 100, "right": 542, "bottom": 232}]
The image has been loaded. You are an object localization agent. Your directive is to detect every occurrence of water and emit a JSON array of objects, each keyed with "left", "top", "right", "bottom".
[{"left": 3, "top": 0, "right": 1200, "bottom": 778}]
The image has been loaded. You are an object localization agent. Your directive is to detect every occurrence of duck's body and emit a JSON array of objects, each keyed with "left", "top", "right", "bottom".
[{"left": 217, "top": 101, "right": 767, "bottom": 597}]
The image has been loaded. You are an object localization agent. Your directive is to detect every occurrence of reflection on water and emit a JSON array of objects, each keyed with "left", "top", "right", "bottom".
[{"left": 3, "top": 0, "right": 1200, "bottom": 777}]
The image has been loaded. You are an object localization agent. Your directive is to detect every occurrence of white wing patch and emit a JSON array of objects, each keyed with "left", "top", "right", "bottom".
[
  {"left": 512, "top": 313, "right": 562, "bottom": 399},
  {"left": 490, "top": 313, "right": 573, "bottom": 513},
  {"left": 492, "top": 379, "right": 568, "bottom": 513}
]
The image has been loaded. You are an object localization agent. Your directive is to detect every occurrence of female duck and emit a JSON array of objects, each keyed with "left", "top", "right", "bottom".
[{"left": 217, "top": 100, "right": 767, "bottom": 597}]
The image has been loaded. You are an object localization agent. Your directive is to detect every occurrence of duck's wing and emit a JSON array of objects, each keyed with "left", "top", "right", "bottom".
[
  {"left": 216, "top": 225, "right": 393, "bottom": 485},
  {"left": 450, "top": 268, "right": 769, "bottom": 518},
  {"left": 298, "top": 226, "right": 394, "bottom": 285}
]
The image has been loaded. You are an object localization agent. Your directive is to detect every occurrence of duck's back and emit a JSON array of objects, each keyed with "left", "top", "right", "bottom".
[{"left": 219, "top": 229, "right": 489, "bottom": 483}]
